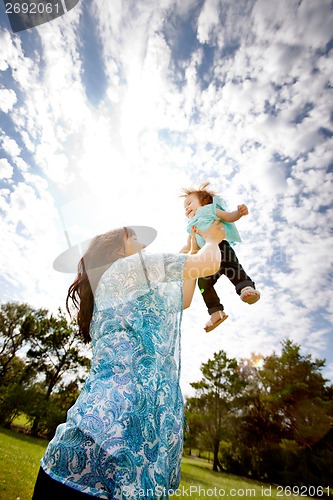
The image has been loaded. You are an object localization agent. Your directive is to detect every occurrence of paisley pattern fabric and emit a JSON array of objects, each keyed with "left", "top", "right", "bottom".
[
  {"left": 187, "top": 195, "right": 241, "bottom": 247},
  {"left": 41, "top": 252, "right": 187, "bottom": 499}
]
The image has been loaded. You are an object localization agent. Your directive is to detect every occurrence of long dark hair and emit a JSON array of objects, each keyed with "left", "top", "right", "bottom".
[{"left": 66, "top": 227, "right": 134, "bottom": 343}]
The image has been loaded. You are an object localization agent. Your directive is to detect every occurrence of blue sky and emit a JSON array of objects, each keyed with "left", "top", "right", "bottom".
[{"left": 0, "top": 0, "right": 333, "bottom": 396}]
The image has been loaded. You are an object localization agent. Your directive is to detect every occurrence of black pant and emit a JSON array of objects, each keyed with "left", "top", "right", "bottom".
[
  {"left": 32, "top": 467, "right": 94, "bottom": 499},
  {"left": 198, "top": 240, "right": 255, "bottom": 314}
]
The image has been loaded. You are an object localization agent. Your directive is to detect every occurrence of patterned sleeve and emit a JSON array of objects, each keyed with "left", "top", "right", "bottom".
[
  {"left": 94, "top": 252, "right": 186, "bottom": 310},
  {"left": 162, "top": 253, "right": 187, "bottom": 282},
  {"left": 138, "top": 252, "right": 186, "bottom": 284}
]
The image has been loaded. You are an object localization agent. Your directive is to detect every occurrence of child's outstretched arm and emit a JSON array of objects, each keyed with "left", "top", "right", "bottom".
[
  {"left": 216, "top": 204, "right": 248, "bottom": 223},
  {"left": 182, "top": 232, "right": 200, "bottom": 308},
  {"left": 180, "top": 234, "right": 191, "bottom": 253},
  {"left": 180, "top": 234, "right": 200, "bottom": 254}
]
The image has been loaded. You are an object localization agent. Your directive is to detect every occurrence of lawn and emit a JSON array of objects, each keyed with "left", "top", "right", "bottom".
[
  {"left": 0, "top": 427, "right": 46, "bottom": 500},
  {"left": 180, "top": 456, "right": 306, "bottom": 499},
  {"left": 0, "top": 427, "right": 327, "bottom": 499}
]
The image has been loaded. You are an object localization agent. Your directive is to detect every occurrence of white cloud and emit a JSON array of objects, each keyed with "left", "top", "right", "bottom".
[
  {"left": 0, "top": 0, "right": 332, "bottom": 396},
  {"left": 197, "top": 0, "right": 220, "bottom": 44},
  {"left": 1, "top": 134, "right": 21, "bottom": 157},
  {"left": 252, "top": 0, "right": 333, "bottom": 50},
  {"left": 0, "top": 88, "right": 17, "bottom": 112},
  {"left": 0, "top": 158, "right": 13, "bottom": 179},
  {"left": 0, "top": 30, "right": 22, "bottom": 72}
]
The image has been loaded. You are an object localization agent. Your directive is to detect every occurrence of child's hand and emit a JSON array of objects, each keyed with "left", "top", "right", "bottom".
[{"left": 237, "top": 204, "right": 248, "bottom": 217}]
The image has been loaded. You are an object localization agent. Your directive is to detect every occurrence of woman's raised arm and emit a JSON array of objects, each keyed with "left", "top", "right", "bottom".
[{"left": 182, "top": 221, "right": 225, "bottom": 280}]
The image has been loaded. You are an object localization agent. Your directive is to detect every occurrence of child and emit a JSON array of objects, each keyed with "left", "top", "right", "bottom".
[{"left": 180, "top": 183, "right": 260, "bottom": 332}]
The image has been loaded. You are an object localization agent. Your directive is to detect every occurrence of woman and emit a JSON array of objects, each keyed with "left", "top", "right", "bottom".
[{"left": 32, "top": 223, "right": 224, "bottom": 499}]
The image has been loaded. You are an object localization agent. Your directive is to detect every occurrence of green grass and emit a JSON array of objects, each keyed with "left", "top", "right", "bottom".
[
  {"left": 180, "top": 457, "right": 294, "bottom": 499},
  {"left": 0, "top": 427, "right": 46, "bottom": 500},
  {"left": 0, "top": 427, "right": 328, "bottom": 499},
  {"left": 12, "top": 413, "right": 30, "bottom": 428}
]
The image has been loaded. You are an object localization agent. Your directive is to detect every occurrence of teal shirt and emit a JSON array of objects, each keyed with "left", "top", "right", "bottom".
[{"left": 186, "top": 196, "right": 242, "bottom": 248}]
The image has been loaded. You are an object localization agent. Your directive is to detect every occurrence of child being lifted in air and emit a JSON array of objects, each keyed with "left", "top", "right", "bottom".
[{"left": 180, "top": 182, "right": 260, "bottom": 332}]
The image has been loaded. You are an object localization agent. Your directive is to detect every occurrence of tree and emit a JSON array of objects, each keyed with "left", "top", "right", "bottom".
[
  {"left": 21, "top": 308, "right": 90, "bottom": 435},
  {"left": 24, "top": 380, "right": 81, "bottom": 438},
  {"left": 187, "top": 342, "right": 333, "bottom": 485},
  {"left": 235, "top": 340, "right": 333, "bottom": 483},
  {"left": 0, "top": 302, "right": 34, "bottom": 383},
  {"left": 0, "top": 355, "right": 31, "bottom": 426},
  {"left": 189, "top": 350, "right": 246, "bottom": 471},
  {"left": 184, "top": 397, "right": 207, "bottom": 457},
  {"left": 260, "top": 340, "right": 333, "bottom": 447},
  {"left": 233, "top": 355, "right": 284, "bottom": 479}
]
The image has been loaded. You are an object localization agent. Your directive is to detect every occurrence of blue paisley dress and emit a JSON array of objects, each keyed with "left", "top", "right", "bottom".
[{"left": 41, "top": 252, "right": 187, "bottom": 499}]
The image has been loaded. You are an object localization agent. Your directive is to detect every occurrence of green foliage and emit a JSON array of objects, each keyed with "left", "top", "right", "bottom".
[
  {"left": 24, "top": 381, "right": 81, "bottom": 438},
  {"left": 22, "top": 308, "right": 90, "bottom": 394},
  {"left": 0, "top": 302, "right": 89, "bottom": 436},
  {"left": 186, "top": 341, "right": 333, "bottom": 487},
  {"left": 0, "top": 382, "right": 27, "bottom": 427},
  {"left": 0, "top": 302, "right": 34, "bottom": 383},
  {"left": 259, "top": 340, "right": 332, "bottom": 445},
  {"left": 188, "top": 350, "right": 247, "bottom": 472}
]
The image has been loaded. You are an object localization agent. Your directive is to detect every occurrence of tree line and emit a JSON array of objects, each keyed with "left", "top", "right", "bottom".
[
  {"left": 1, "top": 301, "right": 333, "bottom": 488},
  {"left": 184, "top": 344, "right": 333, "bottom": 488},
  {"left": 0, "top": 302, "right": 90, "bottom": 437}
]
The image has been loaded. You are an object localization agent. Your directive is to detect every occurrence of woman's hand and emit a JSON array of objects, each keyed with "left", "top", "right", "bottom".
[{"left": 194, "top": 220, "right": 226, "bottom": 244}]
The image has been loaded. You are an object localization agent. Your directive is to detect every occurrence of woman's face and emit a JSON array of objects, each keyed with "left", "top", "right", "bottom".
[{"left": 124, "top": 232, "right": 145, "bottom": 256}]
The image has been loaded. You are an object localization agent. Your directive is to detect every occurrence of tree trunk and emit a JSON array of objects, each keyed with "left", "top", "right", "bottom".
[
  {"left": 31, "top": 415, "right": 40, "bottom": 436},
  {"left": 31, "top": 390, "right": 53, "bottom": 436},
  {"left": 212, "top": 438, "right": 223, "bottom": 472}
]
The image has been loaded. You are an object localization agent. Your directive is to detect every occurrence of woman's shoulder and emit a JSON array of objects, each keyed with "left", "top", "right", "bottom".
[
  {"left": 103, "top": 252, "right": 185, "bottom": 277},
  {"left": 139, "top": 252, "right": 186, "bottom": 267}
]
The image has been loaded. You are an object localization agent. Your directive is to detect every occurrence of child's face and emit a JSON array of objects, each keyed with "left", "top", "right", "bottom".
[{"left": 184, "top": 194, "right": 202, "bottom": 219}]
